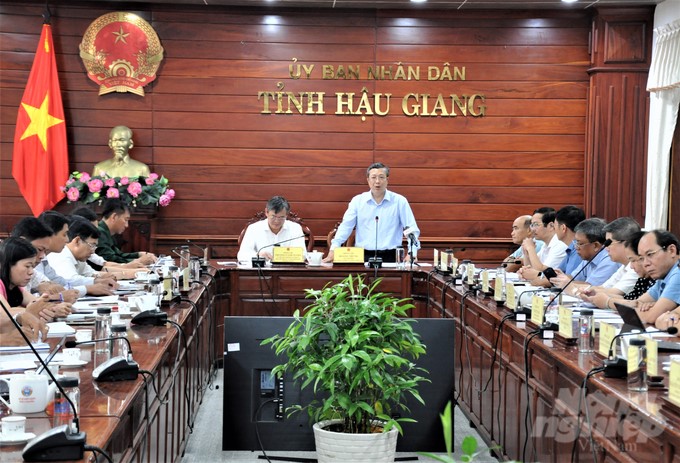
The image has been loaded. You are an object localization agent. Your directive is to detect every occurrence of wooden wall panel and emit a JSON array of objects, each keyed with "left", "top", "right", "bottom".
[{"left": 0, "top": 1, "right": 652, "bottom": 259}]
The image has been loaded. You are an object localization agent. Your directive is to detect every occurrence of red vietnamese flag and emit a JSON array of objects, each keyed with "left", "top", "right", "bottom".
[{"left": 12, "top": 23, "right": 68, "bottom": 217}]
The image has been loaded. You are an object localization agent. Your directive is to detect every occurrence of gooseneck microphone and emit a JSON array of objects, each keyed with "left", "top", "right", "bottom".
[
  {"left": 252, "top": 234, "right": 307, "bottom": 268},
  {"left": 367, "top": 216, "right": 382, "bottom": 269},
  {"left": 66, "top": 337, "right": 140, "bottom": 382},
  {"left": 603, "top": 326, "right": 679, "bottom": 378},
  {"left": 0, "top": 300, "right": 86, "bottom": 461},
  {"left": 186, "top": 239, "right": 209, "bottom": 264},
  {"left": 540, "top": 239, "right": 613, "bottom": 332},
  {"left": 403, "top": 227, "right": 419, "bottom": 248}
]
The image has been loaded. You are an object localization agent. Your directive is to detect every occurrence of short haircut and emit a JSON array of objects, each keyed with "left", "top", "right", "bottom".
[
  {"left": 603, "top": 217, "right": 641, "bottom": 242},
  {"left": 11, "top": 217, "right": 53, "bottom": 241},
  {"left": 366, "top": 162, "right": 390, "bottom": 178},
  {"left": 71, "top": 207, "right": 98, "bottom": 223},
  {"left": 575, "top": 217, "right": 607, "bottom": 244},
  {"left": 101, "top": 198, "right": 130, "bottom": 219},
  {"left": 534, "top": 207, "right": 556, "bottom": 227},
  {"left": 0, "top": 237, "right": 37, "bottom": 290},
  {"left": 625, "top": 231, "right": 646, "bottom": 254},
  {"left": 648, "top": 230, "right": 680, "bottom": 255},
  {"left": 555, "top": 205, "right": 586, "bottom": 232},
  {"left": 67, "top": 217, "right": 100, "bottom": 241},
  {"left": 39, "top": 211, "right": 69, "bottom": 235},
  {"left": 266, "top": 196, "right": 290, "bottom": 214}
]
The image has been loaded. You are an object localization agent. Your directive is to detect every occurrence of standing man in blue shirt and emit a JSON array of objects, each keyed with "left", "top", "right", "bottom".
[{"left": 324, "top": 162, "right": 419, "bottom": 263}]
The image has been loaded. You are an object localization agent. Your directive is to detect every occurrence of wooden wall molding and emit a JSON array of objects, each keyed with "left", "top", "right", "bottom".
[{"left": 0, "top": 2, "right": 654, "bottom": 258}]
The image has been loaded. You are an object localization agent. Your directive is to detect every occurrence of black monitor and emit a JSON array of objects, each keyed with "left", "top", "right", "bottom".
[{"left": 222, "top": 316, "right": 454, "bottom": 452}]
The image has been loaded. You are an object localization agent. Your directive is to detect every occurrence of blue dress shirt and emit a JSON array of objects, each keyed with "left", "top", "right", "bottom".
[
  {"left": 648, "top": 264, "right": 680, "bottom": 303},
  {"left": 331, "top": 190, "right": 420, "bottom": 254},
  {"left": 571, "top": 249, "right": 621, "bottom": 286},
  {"left": 510, "top": 240, "right": 544, "bottom": 259},
  {"left": 558, "top": 241, "right": 583, "bottom": 275}
]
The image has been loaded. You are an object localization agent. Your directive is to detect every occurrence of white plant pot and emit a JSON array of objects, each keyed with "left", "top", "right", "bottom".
[{"left": 313, "top": 419, "right": 399, "bottom": 463}]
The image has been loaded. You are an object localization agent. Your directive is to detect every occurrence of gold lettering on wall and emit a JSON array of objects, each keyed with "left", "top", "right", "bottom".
[{"left": 261, "top": 59, "right": 485, "bottom": 118}]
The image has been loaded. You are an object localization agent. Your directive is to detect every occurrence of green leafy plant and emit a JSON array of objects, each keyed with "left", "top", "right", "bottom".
[
  {"left": 419, "top": 401, "right": 499, "bottom": 463},
  {"left": 262, "top": 274, "right": 429, "bottom": 435}
]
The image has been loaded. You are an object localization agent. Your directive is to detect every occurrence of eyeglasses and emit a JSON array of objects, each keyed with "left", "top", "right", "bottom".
[
  {"left": 82, "top": 241, "right": 98, "bottom": 250},
  {"left": 529, "top": 222, "right": 543, "bottom": 229},
  {"left": 641, "top": 247, "right": 667, "bottom": 261},
  {"left": 627, "top": 255, "right": 644, "bottom": 264},
  {"left": 368, "top": 175, "right": 387, "bottom": 182},
  {"left": 609, "top": 239, "right": 624, "bottom": 246},
  {"left": 268, "top": 214, "right": 287, "bottom": 222}
]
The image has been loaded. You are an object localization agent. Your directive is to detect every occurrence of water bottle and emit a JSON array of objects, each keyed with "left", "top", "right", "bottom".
[
  {"left": 578, "top": 309, "right": 594, "bottom": 353},
  {"left": 94, "top": 308, "right": 112, "bottom": 353},
  {"left": 627, "top": 338, "right": 648, "bottom": 392},
  {"left": 52, "top": 376, "right": 79, "bottom": 428},
  {"left": 111, "top": 324, "right": 128, "bottom": 359}
]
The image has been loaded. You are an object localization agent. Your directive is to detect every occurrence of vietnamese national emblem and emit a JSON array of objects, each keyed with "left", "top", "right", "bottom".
[{"left": 79, "top": 12, "right": 164, "bottom": 96}]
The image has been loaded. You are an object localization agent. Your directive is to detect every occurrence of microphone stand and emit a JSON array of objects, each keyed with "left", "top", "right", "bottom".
[
  {"left": 603, "top": 326, "right": 679, "bottom": 378},
  {"left": 252, "top": 234, "right": 307, "bottom": 268},
  {"left": 0, "top": 300, "right": 86, "bottom": 461},
  {"left": 367, "top": 216, "right": 382, "bottom": 269},
  {"left": 539, "top": 239, "right": 612, "bottom": 334}
]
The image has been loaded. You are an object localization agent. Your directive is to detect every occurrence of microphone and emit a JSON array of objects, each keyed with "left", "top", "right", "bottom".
[
  {"left": 540, "top": 239, "right": 613, "bottom": 332},
  {"left": 368, "top": 216, "right": 382, "bottom": 268},
  {"left": 187, "top": 239, "right": 209, "bottom": 265},
  {"left": 403, "top": 227, "right": 419, "bottom": 247},
  {"left": 252, "top": 234, "right": 307, "bottom": 268},
  {"left": 603, "top": 326, "right": 679, "bottom": 378},
  {"left": 65, "top": 337, "right": 139, "bottom": 382},
  {"left": 0, "top": 300, "right": 86, "bottom": 461}
]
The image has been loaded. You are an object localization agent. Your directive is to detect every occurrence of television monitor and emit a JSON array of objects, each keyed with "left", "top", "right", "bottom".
[{"left": 222, "top": 316, "right": 454, "bottom": 452}]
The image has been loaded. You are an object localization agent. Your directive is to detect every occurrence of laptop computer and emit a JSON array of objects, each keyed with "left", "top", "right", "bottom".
[{"left": 614, "top": 302, "right": 680, "bottom": 352}]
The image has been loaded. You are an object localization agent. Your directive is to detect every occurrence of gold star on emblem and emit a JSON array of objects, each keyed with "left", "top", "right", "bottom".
[
  {"left": 113, "top": 26, "right": 129, "bottom": 44},
  {"left": 20, "top": 93, "right": 64, "bottom": 151}
]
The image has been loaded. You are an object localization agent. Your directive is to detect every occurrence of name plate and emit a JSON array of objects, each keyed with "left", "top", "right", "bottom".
[
  {"left": 531, "top": 295, "right": 545, "bottom": 326},
  {"left": 466, "top": 264, "right": 475, "bottom": 284},
  {"left": 646, "top": 337, "right": 659, "bottom": 377},
  {"left": 598, "top": 321, "right": 618, "bottom": 357},
  {"left": 494, "top": 276, "right": 504, "bottom": 302},
  {"left": 272, "top": 246, "right": 305, "bottom": 263},
  {"left": 505, "top": 283, "right": 517, "bottom": 310},
  {"left": 558, "top": 306, "right": 575, "bottom": 339},
  {"left": 333, "top": 247, "right": 364, "bottom": 264},
  {"left": 481, "top": 270, "right": 490, "bottom": 293},
  {"left": 670, "top": 357, "right": 680, "bottom": 406}
]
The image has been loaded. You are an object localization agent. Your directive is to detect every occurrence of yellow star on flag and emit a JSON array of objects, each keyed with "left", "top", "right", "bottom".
[
  {"left": 113, "top": 26, "right": 129, "bottom": 44},
  {"left": 19, "top": 93, "right": 64, "bottom": 151}
]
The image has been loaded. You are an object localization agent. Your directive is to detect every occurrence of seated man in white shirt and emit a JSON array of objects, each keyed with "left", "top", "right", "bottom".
[
  {"left": 237, "top": 196, "right": 306, "bottom": 263},
  {"left": 518, "top": 207, "right": 567, "bottom": 281},
  {"left": 46, "top": 219, "right": 124, "bottom": 286},
  {"left": 502, "top": 215, "right": 544, "bottom": 272}
]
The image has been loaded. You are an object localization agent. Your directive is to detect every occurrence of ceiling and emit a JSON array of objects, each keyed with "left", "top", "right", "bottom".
[{"left": 73, "top": 0, "right": 663, "bottom": 10}]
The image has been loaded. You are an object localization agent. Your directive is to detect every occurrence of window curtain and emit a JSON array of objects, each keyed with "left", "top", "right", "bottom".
[{"left": 645, "top": 19, "right": 680, "bottom": 230}]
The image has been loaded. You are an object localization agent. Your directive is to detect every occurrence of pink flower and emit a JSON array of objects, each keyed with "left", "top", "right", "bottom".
[
  {"left": 87, "top": 179, "right": 103, "bottom": 193},
  {"left": 79, "top": 172, "right": 91, "bottom": 182},
  {"left": 66, "top": 178, "right": 75, "bottom": 185},
  {"left": 148, "top": 173, "right": 159, "bottom": 181},
  {"left": 159, "top": 194, "right": 172, "bottom": 207},
  {"left": 105, "top": 178, "right": 116, "bottom": 187},
  {"left": 145, "top": 177, "right": 155, "bottom": 185},
  {"left": 165, "top": 188, "right": 176, "bottom": 199},
  {"left": 107, "top": 188, "right": 120, "bottom": 198},
  {"left": 120, "top": 177, "right": 129, "bottom": 186},
  {"left": 127, "top": 182, "right": 142, "bottom": 197},
  {"left": 66, "top": 187, "right": 80, "bottom": 201}
]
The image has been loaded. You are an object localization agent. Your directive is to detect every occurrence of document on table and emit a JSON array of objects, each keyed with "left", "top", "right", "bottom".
[{"left": 72, "top": 295, "right": 119, "bottom": 312}]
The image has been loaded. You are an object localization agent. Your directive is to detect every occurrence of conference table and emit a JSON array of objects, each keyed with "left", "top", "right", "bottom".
[
  {"left": 0, "top": 270, "right": 216, "bottom": 463},
  {"left": 3, "top": 262, "right": 680, "bottom": 462}
]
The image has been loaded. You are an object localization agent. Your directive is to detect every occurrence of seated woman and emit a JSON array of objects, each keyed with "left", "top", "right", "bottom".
[
  {"left": 0, "top": 293, "right": 47, "bottom": 346},
  {"left": 0, "top": 237, "right": 71, "bottom": 322},
  {"left": 580, "top": 231, "right": 654, "bottom": 309}
]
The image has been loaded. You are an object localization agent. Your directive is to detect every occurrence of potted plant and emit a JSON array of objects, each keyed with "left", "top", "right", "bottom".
[{"left": 262, "top": 274, "right": 429, "bottom": 463}]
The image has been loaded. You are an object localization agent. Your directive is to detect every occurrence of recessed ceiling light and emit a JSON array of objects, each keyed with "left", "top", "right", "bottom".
[
  {"left": 562, "top": 0, "right": 578, "bottom": 3},
  {"left": 410, "top": 0, "right": 427, "bottom": 3}
]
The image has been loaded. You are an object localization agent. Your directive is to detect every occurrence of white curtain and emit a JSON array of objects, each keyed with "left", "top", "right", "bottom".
[{"left": 645, "top": 18, "right": 680, "bottom": 230}]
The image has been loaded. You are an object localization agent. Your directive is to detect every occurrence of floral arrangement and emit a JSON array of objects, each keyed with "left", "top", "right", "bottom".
[{"left": 61, "top": 171, "right": 175, "bottom": 207}]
